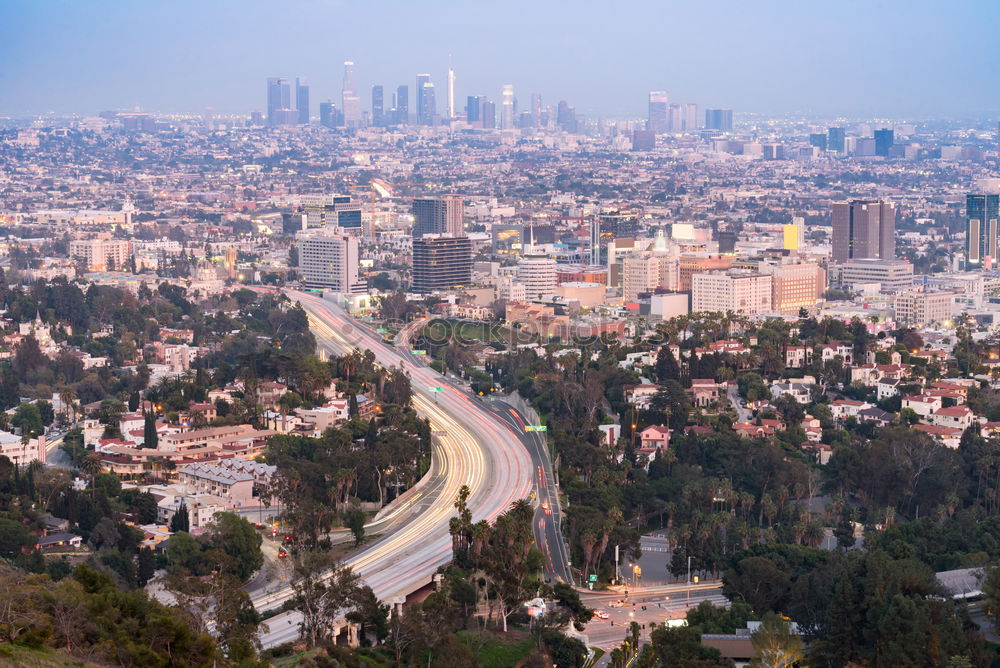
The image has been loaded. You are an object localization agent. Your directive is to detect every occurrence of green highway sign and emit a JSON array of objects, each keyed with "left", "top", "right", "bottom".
[
  {"left": 411, "top": 350, "right": 427, "bottom": 355},
  {"left": 376, "top": 328, "right": 388, "bottom": 334},
  {"left": 588, "top": 574, "right": 598, "bottom": 582},
  {"left": 525, "top": 426, "right": 548, "bottom": 432},
  {"left": 429, "top": 386, "right": 443, "bottom": 392}
]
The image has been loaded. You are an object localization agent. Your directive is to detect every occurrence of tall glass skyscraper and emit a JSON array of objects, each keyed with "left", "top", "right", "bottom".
[
  {"left": 416, "top": 74, "right": 433, "bottom": 125},
  {"left": 648, "top": 91, "right": 668, "bottom": 133},
  {"left": 371, "top": 85, "right": 384, "bottom": 126},
  {"left": 295, "top": 78, "right": 309, "bottom": 124},
  {"left": 966, "top": 194, "right": 1000, "bottom": 268},
  {"left": 395, "top": 85, "right": 408, "bottom": 124},
  {"left": 266, "top": 77, "right": 291, "bottom": 126},
  {"left": 831, "top": 200, "right": 896, "bottom": 263}
]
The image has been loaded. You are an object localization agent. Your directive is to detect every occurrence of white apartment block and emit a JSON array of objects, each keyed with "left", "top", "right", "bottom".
[
  {"left": 691, "top": 271, "right": 772, "bottom": 315},
  {"left": 297, "top": 232, "right": 366, "bottom": 294},
  {"left": 893, "top": 292, "right": 956, "bottom": 328},
  {"left": 622, "top": 252, "right": 678, "bottom": 301},
  {"left": 68, "top": 239, "right": 131, "bottom": 271}
]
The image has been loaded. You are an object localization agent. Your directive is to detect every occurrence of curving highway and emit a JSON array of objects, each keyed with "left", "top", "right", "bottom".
[{"left": 250, "top": 290, "right": 535, "bottom": 645}]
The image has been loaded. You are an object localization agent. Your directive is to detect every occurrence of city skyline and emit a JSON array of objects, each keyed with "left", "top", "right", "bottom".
[{"left": 3, "top": 0, "right": 1000, "bottom": 119}]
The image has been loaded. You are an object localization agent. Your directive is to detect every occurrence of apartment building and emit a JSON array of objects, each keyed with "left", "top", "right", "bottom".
[{"left": 691, "top": 270, "right": 772, "bottom": 315}]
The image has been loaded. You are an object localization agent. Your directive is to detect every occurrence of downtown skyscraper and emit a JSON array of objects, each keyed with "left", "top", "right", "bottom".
[
  {"left": 500, "top": 84, "right": 515, "bottom": 130},
  {"left": 648, "top": 91, "right": 668, "bottom": 133},
  {"left": 266, "top": 77, "right": 294, "bottom": 126},
  {"left": 446, "top": 61, "right": 456, "bottom": 120},
  {"left": 295, "top": 78, "right": 309, "bottom": 124},
  {"left": 371, "top": 85, "right": 385, "bottom": 126},
  {"left": 342, "top": 61, "right": 361, "bottom": 127},
  {"left": 395, "top": 85, "right": 409, "bottom": 124},
  {"left": 416, "top": 73, "right": 434, "bottom": 125}
]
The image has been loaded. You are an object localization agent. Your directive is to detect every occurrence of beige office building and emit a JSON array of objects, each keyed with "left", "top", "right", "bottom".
[{"left": 691, "top": 271, "right": 772, "bottom": 315}]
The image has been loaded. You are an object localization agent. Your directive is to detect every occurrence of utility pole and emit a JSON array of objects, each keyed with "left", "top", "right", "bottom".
[{"left": 615, "top": 544, "right": 620, "bottom": 585}]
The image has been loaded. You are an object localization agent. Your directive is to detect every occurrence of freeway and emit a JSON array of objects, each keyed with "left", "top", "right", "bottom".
[
  {"left": 392, "top": 315, "right": 571, "bottom": 584},
  {"left": 252, "top": 290, "right": 535, "bottom": 646}
]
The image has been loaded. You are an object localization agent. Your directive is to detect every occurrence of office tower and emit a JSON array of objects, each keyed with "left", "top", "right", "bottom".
[
  {"left": 412, "top": 235, "right": 472, "bottom": 292},
  {"left": 874, "top": 128, "right": 894, "bottom": 157},
  {"left": 481, "top": 99, "right": 496, "bottom": 129},
  {"left": 250, "top": 110, "right": 264, "bottom": 126},
  {"left": 647, "top": 91, "right": 668, "bottom": 133},
  {"left": 202, "top": 107, "right": 214, "bottom": 131},
  {"left": 827, "top": 127, "right": 846, "bottom": 152},
  {"left": 342, "top": 61, "right": 361, "bottom": 127},
  {"left": 717, "top": 231, "right": 737, "bottom": 254},
  {"left": 894, "top": 292, "right": 956, "bottom": 328},
  {"left": 704, "top": 108, "right": 733, "bottom": 132},
  {"left": 683, "top": 103, "right": 698, "bottom": 131},
  {"left": 412, "top": 196, "right": 464, "bottom": 237},
  {"left": 531, "top": 93, "right": 542, "bottom": 127},
  {"left": 691, "top": 271, "right": 772, "bottom": 315},
  {"left": 266, "top": 77, "right": 291, "bottom": 126},
  {"left": 501, "top": 84, "right": 515, "bottom": 130},
  {"left": 809, "top": 133, "right": 827, "bottom": 151},
  {"left": 784, "top": 217, "right": 805, "bottom": 251},
  {"left": 966, "top": 194, "right": 1000, "bottom": 268},
  {"left": 447, "top": 62, "right": 456, "bottom": 119},
  {"left": 295, "top": 78, "right": 309, "bottom": 124},
  {"left": 416, "top": 74, "right": 432, "bottom": 124},
  {"left": 557, "top": 100, "right": 577, "bottom": 132},
  {"left": 371, "top": 85, "right": 385, "bottom": 126},
  {"left": 632, "top": 129, "right": 655, "bottom": 151},
  {"left": 517, "top": 255, "right": 558, "bottom": 299},
  {"left": 298, "top": 232, "right": 366, "bottom": 293},
  {"left": 590, "top": 217, "right": 601, "bottom": 264},
  {"left": 665, "top": 104, "right": 681, "bottom": 132},
  {"left": 319, "top": 102, "right": 343, "bottom": 128},
  {"left": 600, "top": 211, "right": 639, "bottom": 238},
  {"left": 831, "top": 200, "right": 896, "bottom": 263},
  {"left": 395, "top": 85, "right": 409, "bottom": 124},
  {"left": 466, "top": 95, "right": 480, "bottom": 123}
]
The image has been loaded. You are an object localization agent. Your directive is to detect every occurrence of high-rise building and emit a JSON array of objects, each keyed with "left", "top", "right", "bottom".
[
  {"left": 874, "top": 128, "right": 894, "bottom": 157},
  {"left": 416, "top": 74, "right": 433, "bottom": 124},
  {"left": 69, "top": 239, "right": 131, "bottom": 271},
  {"left": 517, "top": 255, "right": 558, "bottom": 300},
  {"left": 395, "top": 85, "right": 409, "bottom": 124},
  {"left": 266, "top": 77, "right": 292, "bottom": 126},
  {"left": 371, "top": 85, "right": 385, "bottom": 127},
  {"left": 830, "top": 259, "right": 913, "bottom": 292},
  {"left": 531, "top": 93, "right": 542, "bottom": 127},
  {"left": 808, "top": 133, "right": 827, "bottom": 151},
  {"left": 412, "top": 197, "right": 464, "bottom": 237},
  {"left": 297, "top": 232, "right": 366, "bottom": 293},
  {"left": 648, "top": 91, "right": 668, "bottom": 133},
  {"left": 481, "top": 98, "right": 496, "bottom": 129},
  {"left": 667, "top": 104, "right": 683, "bottom": 132},
  {"left": 831, "top": 200, "right": 896, "bottom": 263},
  {"left": 683, "top": 103, "right": 699, "bottom": 131},
  {"left": 704, "top": 108, "right": 734, "bottom": 132},
  {"left": 412, "top": 235, "right": 472, "bottom": 292},
  {"left": 342, "top": 61, "right": 361, "bottom": 127},
  {"left": 828, "top": 127, "right": 846, "bottom": 152},
  {"left": 466, "top": 95, "right": 480, "bottom": 123},
  {"left": 295, "top": 78, "right": 309, "bottom": 124},
  {"left": 691, "top": 270, "right": 772, "bottom": 315},
  {"left": 319, "top": 102, "right": 343, "bottom": 128},
  {"left": 501, "top": 84, "right": 515, "bottom": 130},
  {"left": 894, "top": 291, "right": 956, "bottom": 328},
  {"left": 447, "top": 63, "right": 456, "bottom": 119},
  {"left": 966, "top": 194, "right": 1000, "bottom": 268}
]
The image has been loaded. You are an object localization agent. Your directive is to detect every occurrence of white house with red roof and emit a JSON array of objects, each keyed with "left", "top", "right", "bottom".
[
  {"left": 930, "top": 405, "right": 976, "bottom": 432},
  {"left": 902, "top": 394, "right": 943, "bottom": 418}
]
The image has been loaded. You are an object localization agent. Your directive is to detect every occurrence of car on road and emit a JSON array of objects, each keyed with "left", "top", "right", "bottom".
[
  {"left": 277, "top": 549, "right": 287, "bottom": 559},
  {"left": 593, "top": 609, "right": 609, "bottom": 619},
  {"left": 541, "top": 499, "right": 552, "bottom": 515}
]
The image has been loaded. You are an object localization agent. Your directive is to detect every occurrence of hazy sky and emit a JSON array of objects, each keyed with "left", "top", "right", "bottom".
[{"left": 2, "top": 0, "right": 998, "bottom": 119}]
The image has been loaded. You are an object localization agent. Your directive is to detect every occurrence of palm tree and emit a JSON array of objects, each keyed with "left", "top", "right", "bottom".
[{"left": 80, "top": 452, "right": 103, "bottom": 495}]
